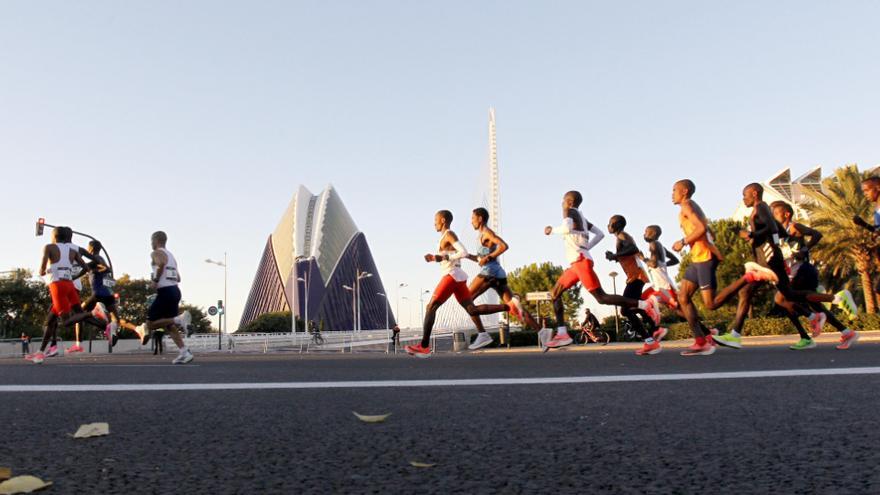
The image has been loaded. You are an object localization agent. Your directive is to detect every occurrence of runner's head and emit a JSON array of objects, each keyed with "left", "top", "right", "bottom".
[
  {"left": 472, "top": 207, "right": 489, "bottom": 230},
  {"left": 57, "top": 226, "right": 73, "bottom": 243},
  {"left": 51, "top": 227, "right": 63, "bottom": 243},
  {"left": 88, "top": 240, "right": 103, "bottom": 256},
  {"left": 771, "top": 201, "right": 794, "bottom": 224},
  {"left": 151, "top": 231, "right": 168, "bottom": 250},
  {"left": 434, "top": 210, "right": 453, "bottom": 232},
  {"left": 563, "top": 191, "right": 583, "bottom": 212},
  {"left": 644, "top": 225, "right": 662, "bottom": 242},
  {"left": 861, "top": 176, "right": 880, "bottom": 202},
  {"left": 608, "top": 215, "right": 626, "bottom": 234},
  {"left": 672, "top": 180, "right": 695, "bottom": 205},
  {"left": 742, "top": 183, "right": 764, "bottom": 207}
]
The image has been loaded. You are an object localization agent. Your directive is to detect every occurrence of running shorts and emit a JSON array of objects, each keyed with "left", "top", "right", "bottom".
[
  {"left": 148, "top": 285, "right": 181, "bottom": 321},
  {"left": 49, "top": 280, "right": 81, "bottom": 316},
  {"left": 557, "top": 256, "right": 601, "bottom": 292},
  {"left": 791, "top": 262, "right": 819, "bottom": 292},
  {"left": 432, "top": 275, "right": 472, "bottom": 305},
  {"left": 683, "top": 259, "right": 719, "bottom": 291}
]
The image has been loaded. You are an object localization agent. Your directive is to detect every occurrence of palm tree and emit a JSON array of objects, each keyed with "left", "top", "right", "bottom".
[{"left": 803, "top": 164, "right": 880, "bottom": 313}]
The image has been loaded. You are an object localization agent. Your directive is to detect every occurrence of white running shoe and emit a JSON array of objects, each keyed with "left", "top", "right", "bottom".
[
  {"left": 744, "top": 262, "right": 779, "bottom": 283},
  {"left": 468, "top": 332, "right": 494, "bottom": 350},
  {"left": 135, "top": 325, "right": 150, "bottom": 345},
  {"left": 537, "top": 328, "right": 552, "bottom": 352},
  {"left": 175, "top": 310, "right": 192, "bottom": 332},
  {"left": 172, "top": 349, "right": 194, "bottom": 365}
]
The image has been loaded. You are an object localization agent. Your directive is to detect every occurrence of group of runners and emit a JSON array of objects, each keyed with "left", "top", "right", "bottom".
[
  {"left": 26, "top": 229, "right": 193, "bottom": 365},
  {"left": 406, "top": 177, "right": 875, "bottom": 358}
]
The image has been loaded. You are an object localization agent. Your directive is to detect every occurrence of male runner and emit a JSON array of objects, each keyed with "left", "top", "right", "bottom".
[
  {"left": 772, "top": 201, "right": 858, "bottom": 349},
  {"left": 134, "top": 231, "right": 193, "bottom": 364},
  {"left": 464, "top": 207, "right": 536, "bottom": 350},
  {"left": 26, "top": 227, "right": 92, "bottom": 364},
  {"left": 712, "top": 184, "right": 840, "bottom": 350},
  {"left": 405, "top": 211, "right": 513, "bottom": 358},
  {"left": 853, "top": 175, "right": 880, "bottom": 319},
  {"left": 78, "top": 240, "right": 122, "bottom": 347},
  {"left": 605, "top": 215, "right": 665, "bottom": 355},
  {"left": 543, "top": 191, "right": 659, "bottom": 350},
  {"left": 640, "top": 225, "right": 680, "bottom": 311},
  {"left": 671, "top": 180, "right": 769, "bottom": 356}
]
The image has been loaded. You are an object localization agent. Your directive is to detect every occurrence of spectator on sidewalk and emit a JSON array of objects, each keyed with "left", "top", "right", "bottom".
[{"left": 21, "top": 333, "right": 30, "bottom": 356}]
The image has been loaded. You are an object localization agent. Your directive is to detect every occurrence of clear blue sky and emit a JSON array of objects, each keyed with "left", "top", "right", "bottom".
[{"left": 2, "top": 1, "right": 878, "bottom": 328}]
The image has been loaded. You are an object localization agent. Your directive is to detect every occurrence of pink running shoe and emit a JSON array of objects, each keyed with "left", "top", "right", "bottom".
[
  {"left": 405, "top": 343, "right": 432, "bottom": 358},
  {"left": 809, "top": 313, "right": 827, "bottom": 338},
  {"left": 25, "top": 352, "right": 45, "bottom": 364},
  {"left": 643, "top": 297, "right": 661, "bottom": 326},
  {"left": 836, "top": 330, "right": 859, "bottom": 350},
  {"left": 636, "top": 341, "right": 661, "bottom": 356},
  {"left": 508, "top": 296, "right": 524, "bottom": 319},
  {"left": 67, "top": 344, "right": 84, "bottom": 354},
  {"left": 46, "top": 345, "right": 58, "bottom": 358},
  {"left": 545, "top": 333, "right": 573, "bottom": 349},
  {"left": 744, "top": 262, "right": 779, "bottom": 283}
]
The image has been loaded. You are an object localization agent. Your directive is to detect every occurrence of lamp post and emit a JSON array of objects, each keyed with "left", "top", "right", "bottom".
[
  {"left": 205, "top": 254, "right": 228, "bottom": 336},
  {"left": 377, "top": 292, "right": 389, "bottom": 330},
  {"left": 356, "top": 269, "right": 372, "bottom": 332},
  {"left": 609, "top": 271, "right": 620, "bottom": 339},
  {"left": 418, "top": 289, "right": 430, "bottom": 326},
  {"left": 297, "top": 271, "right": 310, "bottom": 334},
  {"left": 401, "top": 296, "right": 410, "bottom": 329},
  {"left": 293, "top": 256, "right": 314, "bottom": 335},
  {"left": 343, "top": 285, "right": 356, "bottom": 332},
  {"left": 396, "top": 282, "right": 407, "bottom": 330}
]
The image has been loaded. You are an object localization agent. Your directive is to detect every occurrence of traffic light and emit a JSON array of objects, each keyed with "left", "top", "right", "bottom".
[
  {"left": 218, "top": 300, "right": 225, "bottom": 315},
  {"left": 35, "top": 218, "right": 45, "bottom": 237}
]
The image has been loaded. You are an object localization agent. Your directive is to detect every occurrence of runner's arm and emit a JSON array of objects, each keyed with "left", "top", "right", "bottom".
[
  {"left": 678, "top": 203, "right": 706, "bottom": 246},
  {"left": 151, "top": 250, "right": 167, "bottom": 281},
  {"left": 584, "top": 222, "right": 605, "bottom": 251},
  {"left": 665, "top": 248, "right": 680, "bottom": 266},
  {"left": 748, "top": 203, "right": 777, "bottom": 241},
  {"left": 852, "top": 215, "right": 876, "bottom": 232},
  {"left": 794, "top": 223, "right": 822, "bottom": 250},
  {"left": 38, "top": 245, "right": 50, "bottom": 277}
]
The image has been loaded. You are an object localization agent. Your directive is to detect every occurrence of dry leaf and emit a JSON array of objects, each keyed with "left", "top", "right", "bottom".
[
  {"left": 0, "top": 475, "right": 53, "bottom": 494},
  {"left": 0, "top": 468, "right": 10, "bottom": 481},
  {"left": 352, "top": 412, "right": 391, "bottom": 424},
  {"left": 73, "top": 422, "right": 110, "bottom": 439},
  {"left": 409, "top": 461, "right": 436, "bottom": 468}
]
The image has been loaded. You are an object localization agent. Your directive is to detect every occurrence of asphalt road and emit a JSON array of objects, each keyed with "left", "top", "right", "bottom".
[{"left": 1, "top": 344, "right": 879, "bottom": 494}]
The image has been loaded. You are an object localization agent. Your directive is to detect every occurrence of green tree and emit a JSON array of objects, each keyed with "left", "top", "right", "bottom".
[
  {"left": 803, "top": 164, "right": 880, "bottom": 313},
  {"left": 507, "top": 262, "right": 583, "bottom": 327},
  {"left": 0, "top": 270, "right": 50, "bottom": 338}
]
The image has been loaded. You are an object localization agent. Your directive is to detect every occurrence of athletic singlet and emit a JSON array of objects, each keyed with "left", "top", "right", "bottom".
[
  {"left": 555, "top": 208, "right": 594, "bottom": 264},
  {"left": 617, "top": 239, "right": 648, "bottom": 284},
  {"left": 88, "top": 255, "right": 114, "bottom": 297},
  {"left": 646, "top": 241, "right": 675, "bottom": 290},
  {"left": 152, "top": 247, "right": 180, "bottom": 289},
  {"left": 679, "top": 211, "right": 714, "bottom": 263},
  {"left": 438, "top": 231, "right": 468, "bottom": 283},
  {"left": 779, "top": 223, "right": 810, "bottom": 277},
  {"left": 46, "top": 243, "right": 73, "bottom": 284},
  {"left": 477, "top": 243, "right": 507, "bottom": 279}
]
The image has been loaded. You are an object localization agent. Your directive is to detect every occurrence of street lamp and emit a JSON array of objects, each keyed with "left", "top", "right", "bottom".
[
  {"left": 377, "top": 292, "right": 389, "bottom": 330},
  {"left": 293, "top": 256, "right": 314, "bottom": 335},
  {"left": 418, "top": 289, "right": 430, "bottom": 326},
  {"left": 396, "top": 282, "right": 408, "bottom": 330},
  {"left": 401, "top": 296, "right": 410, "bottom": 329},
  {"left": 609, "top": 271, "right": 620, "bottom": 339},
  {"left": 356, "top": 270, "right": 372, "bottom": 332},
  {"left": 205, "top": 254, "right": 228, "bottom": 340},
  {"left": 343, "top": 285, "right": 356, "bottom": 332}
]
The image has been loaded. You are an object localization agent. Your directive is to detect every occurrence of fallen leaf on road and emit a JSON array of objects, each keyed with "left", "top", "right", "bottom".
[
  {"left": 352, "top": 412, "right": 391, "bottom": 423},
  {"left": 409, "top": 461, "right": 436, "bottom": 468},
  {"left": 0, "top": 475, "right": 53, "bottom": 494},
  {"left": 73, "top": 422, "right": 110, "bottom": 439},
  {"left": 0, "top": 468, "right": 10, "bottom": 481}
]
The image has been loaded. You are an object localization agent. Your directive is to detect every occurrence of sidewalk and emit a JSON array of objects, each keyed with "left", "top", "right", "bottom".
[{"left": 477, "top": 330, "right": 880, "bottom": 354}]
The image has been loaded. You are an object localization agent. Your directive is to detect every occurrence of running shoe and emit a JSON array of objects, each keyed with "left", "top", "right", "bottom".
[
  {"left": 836, "top": 330, "right": 859, "bottom": 350},
  {"left": 135, "top": 325, "right": 150, "bottom": 346},
  {"left": 713, "top": 332, "right": 742, "bottom": 349},
  {"left": 172, "top": 349, "right": 194, "bottom": 364},
  {"left": 508, "top": 296, "right": 524, "bottom": 319},
  {"left": 537, "top": 328, "right": 552, "bottom": 353},
  {"left": 636, "top": 341, "right": 661, "bottom": 356},
  {"left": 744, "top": 262, "right": 779, "bottom": 283},
  {"left": 680, "top": 342, "right": 705, "bottom": 356},
  {"left": 468, "top": 332, "right": 494, "bottom": 350},
  {"left": 405, "top": 343, "right": 431, "bottom": 358},
  {"left": 653, "top": 327, "right": 668, "bottom": 342},
  {"left": 834, "top": 290, "right": 858, "bottom": 320},
  {"left": 175, "top": 310, "right": 192, "bottom": 332},
  {"left": 545, "top": 333, "right": 573, "bottom": 349},
  {"left": 25, "top": 352, "right": 45, "bottom": 364},
  {"left": 808, "top": 313, "right": 826, "bottom": 338},
  {"left": 643, "top": 297, "right": 661, "bottom": 326},
  {"left": 67, "top": 344, "right": 84, "bottom": 354},
  {"left": 789, "top": 338, "right": 816, "bottom": 350}
]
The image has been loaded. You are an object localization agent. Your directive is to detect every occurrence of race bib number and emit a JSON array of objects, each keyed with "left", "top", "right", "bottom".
[
  {"left": 164, "top": 267, "right": 180, "bottom": 282},
  {"left": 103, "top": 277, "right": 116, "bottom": 289},
  {"left": 54, "top": 267, "right": 72, "bottom": 281}
]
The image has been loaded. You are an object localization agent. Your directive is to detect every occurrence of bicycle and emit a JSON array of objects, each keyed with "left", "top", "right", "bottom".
[
  {"left": 308, "top": 322, "right": 324, "bottom": 346},
  {"left": 576, "top": 326, "right": 610, "bottom": 345}
]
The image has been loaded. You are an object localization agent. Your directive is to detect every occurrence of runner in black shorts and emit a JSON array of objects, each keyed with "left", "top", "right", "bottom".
[
  {"left": 772, "top": 201, "right": 858, "bottom": 349},
  {"left": 713, "top": 183, "right": 837, "bottom": 350},
  {"left": 78, "top": 240, "right": 122, "bottom": 346}
]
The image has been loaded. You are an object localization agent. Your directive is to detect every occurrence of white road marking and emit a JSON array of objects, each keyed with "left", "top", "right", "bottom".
[{"left": 1, "top": 367, "right": 880, "bottom": 393}]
